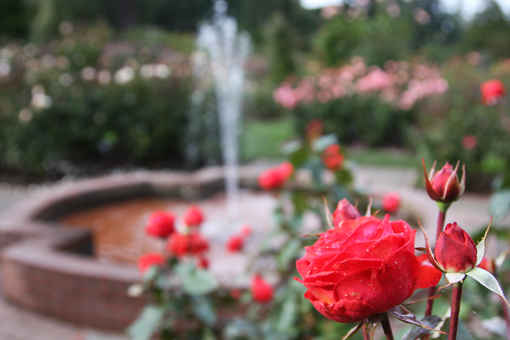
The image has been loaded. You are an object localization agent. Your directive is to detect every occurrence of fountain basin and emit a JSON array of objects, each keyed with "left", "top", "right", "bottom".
[{"left": 0, "top": 165, "right": 270, "bottom": 331}]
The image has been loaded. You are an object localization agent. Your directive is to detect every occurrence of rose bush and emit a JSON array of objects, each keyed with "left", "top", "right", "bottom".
[{"left": 295, "top": 214, "right": 441, "bottom": 323}]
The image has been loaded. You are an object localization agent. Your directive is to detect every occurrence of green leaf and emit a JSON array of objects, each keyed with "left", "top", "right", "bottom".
[
  {"left": 277, "top": 239, "right": 302, "bottom": 268},
  {"left": 191, "top": 296, "right": 217, "bottom": 326},
  {"left": 389, "top": 305, "right": 444, "bottom": 334},
  {"left": 142, "top": 265, "right": 159, "bottom": 283},
  {"left": 312, "top": 134, "right": 338, "bottom": 152},
  {"left": 476, "top": 220, "right": 491, "bottom": 266},
  {"left": 277, "top": 294, "right": 298, "bottom": 333},
  {"left": 401, "top": 315, "right": 442, "bottom": 340},
  {"left": 126, "top": 305, "right": 164, "bottom": 340},
  {"left": 466, "top": 267, "right": 510, "bottom": 307},
  {"left": 181, "top": 269, "right": 218, "bottom": 295},
  {"left": 334, "top": 169, "right": 353, "bottom": 186},
  {"left": 308, "top": 156, "right": 324, "bottom": 186},
  {"left": 445, "top": 273, "right": 466, "bottom": 285},
  {"left": 457, "top": 319, "right": 476, "bottom": 340},
  {"left": 489, "top": 190, "right": 510, "bottom": 220}
]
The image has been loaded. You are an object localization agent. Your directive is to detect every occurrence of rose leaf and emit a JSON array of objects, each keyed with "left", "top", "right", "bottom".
[
  {"left": 389, "top": 305, "right": 446, "bottom": 334},
  {"left": 466, "top": 267, "right": 510, "bottom": 307},
  {"left": 401, "top": 315, "right": 442, "bottom": 340}
]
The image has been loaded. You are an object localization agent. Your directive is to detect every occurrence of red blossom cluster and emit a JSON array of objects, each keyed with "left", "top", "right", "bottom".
[{"left": 138, "top": 206, "right": 210, "bottom": 273}]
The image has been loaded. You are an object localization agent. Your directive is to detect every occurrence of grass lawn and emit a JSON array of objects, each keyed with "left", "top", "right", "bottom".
[{"left": 242, "top": 116, "right": 420, "bottom": 169}]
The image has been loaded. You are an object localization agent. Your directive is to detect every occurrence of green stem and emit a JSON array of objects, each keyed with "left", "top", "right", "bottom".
[
  {"left": 449, "top": 281, "right": 464, "bottom": 340},
  {"left": 381, "top": 314, "right": 394, "bottom": 340},
  {"left": 425, "top": 209, "right": 447, "bottom": 317},
  {"left": 363, "top": 320, "right": 370, "bottom": 340}
]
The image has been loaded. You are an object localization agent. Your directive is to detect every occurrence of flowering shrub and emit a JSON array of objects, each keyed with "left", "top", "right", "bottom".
[
  {"left": 273, "top": 56, "right": 448, "bottom": 147},
  {"left": 0, "top": 24, "right": 192, "bottom": 173}
]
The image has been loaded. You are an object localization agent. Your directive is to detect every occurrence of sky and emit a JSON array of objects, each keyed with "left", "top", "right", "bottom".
[{"left": 299, "top": 0, "right": 510, "bottom": 20}]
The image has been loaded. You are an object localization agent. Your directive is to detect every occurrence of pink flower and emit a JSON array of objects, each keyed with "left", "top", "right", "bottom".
[
  {"left": 258, "top": 162, "right": 294, "bottom": 190},
  {"left": 145, "top": 211, "right": 176, "bottom": 238},
  {"left": 382, "top": 192, "right": 400, "bottom": 213},
  {"left": 462, "top": 135, "right": 477, "bottom": 150}
]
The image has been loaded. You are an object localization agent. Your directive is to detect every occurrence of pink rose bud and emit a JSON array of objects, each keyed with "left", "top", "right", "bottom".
[
  {"left": 138, "top": 253, "right": 164, "bottom": 274},
  {"left": 240, "top": 224, "right": 252, "bottom": 237},
  {"left": 332, "top": 199, "right": 361, "bottom": 227},
  {"left": 423, "top": 160, "right": 465, "bottom": 204},
  {"left": 435, "top": 222, "right": 477, "bottom": 273},
  {"left": 145, "top": 211, "right": 176, "bottom": 238},
  {"left": 481, "top": 79, "right": 505, "bottom": 105},
  {"left": 382, "top": 192, "right": 400, "bottom": 213},
  {"left": 226, "top": 235, "right": 244, "bottom": 253},
  {"left": 183, "top": 205, "right": 204, "bottom": 227},
  {"left": 251, "top": 274, "right": 274, "bottom": 303},
  {"left": 277, "top": 161, "right": 294, "bottom": 180}
]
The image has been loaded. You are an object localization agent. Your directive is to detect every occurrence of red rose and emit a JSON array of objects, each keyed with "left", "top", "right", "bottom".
[
  {"left": 332, "top": 199, "right": 361, "bottom": 227},
  {"left": 167, "top": 232, "right": 209, "bottom": 257},
  {"left": 295, "top": 215, "right": 441, "bottom": 323},
  {"left": 322, "top": 144, "right": 345, "bottom": 171},
  {"left": 145, "top": 211, "right": 176, "bottom": 238},
  {"left": 226, "top": 235, "right": 244, "bottom": 253},
  {"left": 435, "top": 222, "right": 477, "bottom": 273},
  {"left": 251, "top": 274, "right": 274, "bottom": 303},
  {"left": 423, "top": 160, "right": 465, "bottom": 204},
  {"left": 183, "top": 205, "right": 204, "bottom": 227},
  {"left": 138, "top": 253, "right": 165, "bottom": 273},
  {"left": 258, "top": 162, "right": 293, "bottom": 190},
  {"left": 382, "top": 192, "right": 400, "bottom": 213},
  {"left": 481, "top": 79, "right": 505, "bottom": 105}
]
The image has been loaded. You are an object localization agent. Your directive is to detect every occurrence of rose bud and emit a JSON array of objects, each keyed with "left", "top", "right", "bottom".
[
  {"left": 477, "top": 257, "right": 496, "bottom": 274},
  {"left": 295, "top": 215, "right": 442, "bottom": 323},
  {"left": 138, "top": 253, "right": 164, "bottom": 274},
  {"left": 251, "top": 274, "right": 274, "bottom": 303},
  {"left": 183, "top": 205, "right": 204, "bottom": 228},
  {"left": 145, "top": 211, "right": 176, "bottom": 238},
  {"left": 481, "top": 79, "right": 505, "bottom": 105},
  {"left": 258, "top": 162, "right": 293, "bottom": 190},
  {"left": 382, "top": 192, "right": 400, "bottom": 213},
  {"left": 226, "top": 235, "right": 244, "bottom": 253},
  {"left": 423, "top": 159, "right": 465, "bottom": 205},
  {"left": 322, "top": 144, "right": 345, "bottom": 171},
  {"left": 276, "top": 161, "right": 294, "bottom": 180},
  {"left": 435, "top": 222, "right": 477, "bottom": 273},
  {"left": 332, "top": 199, "right": 361, "bottom": 227},
  {"left": 167, "top": 232, "right": 209, "bottom": 257},
  {"left": 197, "top": 256, "right": 209, "bottom": 269},
  {"left": 240, "top": 224, "right": 252, "bottom": 237}
]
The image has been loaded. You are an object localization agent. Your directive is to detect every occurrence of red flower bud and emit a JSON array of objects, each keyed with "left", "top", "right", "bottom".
[
  {"left": 423, "top": 159, "right": 465, "bottom": 204},
  {"left": 332, "top": 199, "right": 361, "bottom": 227},
  {"left": 251, "top": 274, "right": 273, "bottom": 303},
  {"left": 382, "top": 192, "right": 400, "bottom": 213},
  {"left": 138, "top": 253, "right": 164, "bottom": 273},
  {"left": 481, "top": 79, "right": 505, "bottom": 105},
  {"left": 183, "top": 205, "right": 204, "bottom": 227},
  {"left": 226, "top": 235, "right": 244, "bottom": 253},
  {"left": 167, "top": 232, "right": 209, "bottom": 257},
  {"left": 322, "top": 144, "right": 345, "bottom": 171},
  {"left": 435, "top": 222, "right": 477, "bottom": 273},
  {"left": 258, "top": 162, "right": 293, "bottom": 190},
  {"left": 145, "top": 211, "right": 176, "bottom": 238},
  {"left": 240, "top": 224, "right": 252, "bottom": 237},
  {"left": 477, "top": 257, "right": 496, "bottom": 274},
  {"left": 197, "top": 256, "right": 209, "bottom": 269}
]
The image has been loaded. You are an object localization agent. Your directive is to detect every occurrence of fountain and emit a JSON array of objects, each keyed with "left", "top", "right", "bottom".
[{"left": 188, "top": 0, "right": 251, "bottom": 221}]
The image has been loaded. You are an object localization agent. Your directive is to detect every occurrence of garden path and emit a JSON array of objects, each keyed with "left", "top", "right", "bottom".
[{"left": 0, "top": 165, "right": 492, "bottom": 340}]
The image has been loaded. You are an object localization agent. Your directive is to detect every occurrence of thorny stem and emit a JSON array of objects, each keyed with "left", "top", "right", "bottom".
[
  {"left": 381, "top": 314, "right": 394, "bottom": 340},
  {"left": 449, "top": 281, "right": 464, "bottom": 340},
  {"left": 425, "top": 209, "right": 447, "bottom": 318}
]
